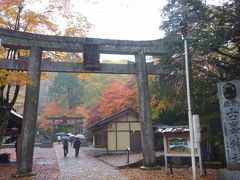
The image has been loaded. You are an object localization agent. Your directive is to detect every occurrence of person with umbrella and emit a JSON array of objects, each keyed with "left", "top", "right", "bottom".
[
  {"left": 73, "top": 136, "right": 81, "bottom": 157},
  {"left": 63, "top": 139, "right": 69, "bottom": 157},
  {"left": 57, "top": 135, "right": 61, "bottom": 144}
]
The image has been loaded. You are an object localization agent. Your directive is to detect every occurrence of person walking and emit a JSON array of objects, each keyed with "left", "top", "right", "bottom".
[
  {"left": 63, "top": 140, "right": 69, "bottom": 157},
  {"left": 70, "top": 136, "right": 74, "bottom": 146},
  {"left": 57, "top": 136, "right": 61, "bottom": 144},
  {"left": 73, "top": 138, "right": 81, "bottom": 157}
]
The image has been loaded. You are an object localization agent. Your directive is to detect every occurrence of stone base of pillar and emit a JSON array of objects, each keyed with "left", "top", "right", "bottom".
[
  {"left": 12, "top": 172, "right": 37, "bottom": 178},
  {"left": 215, "top": 170, "right": 240, "bottom": 180}
]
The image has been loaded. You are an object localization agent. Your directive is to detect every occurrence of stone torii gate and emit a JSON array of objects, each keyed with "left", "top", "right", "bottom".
[
  {"left": 47, "top": 116, "right": 84, "bottom": 144},
  {"left": 0, "top": 28, "right": 167, "bottom": 176}
]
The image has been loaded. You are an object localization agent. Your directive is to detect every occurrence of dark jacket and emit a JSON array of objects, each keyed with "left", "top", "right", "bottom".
[
  {"left": 73, "top": 139, "right": 81, "bottom": 149},
  {"left": 63, "top": 140, "right": 69, "bottom": 149}
]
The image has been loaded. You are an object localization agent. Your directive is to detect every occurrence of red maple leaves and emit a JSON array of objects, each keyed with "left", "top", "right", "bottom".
[{"left": 97, "top": 81, "right": 137, "bottom": 118}]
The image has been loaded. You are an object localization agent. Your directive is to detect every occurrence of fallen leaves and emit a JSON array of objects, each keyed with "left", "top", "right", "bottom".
[{"left": 0, "top": 147, "right": 60, "bottom": 180}]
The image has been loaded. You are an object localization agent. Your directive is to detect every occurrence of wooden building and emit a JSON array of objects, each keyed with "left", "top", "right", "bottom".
[
  {"left": 0, "top": 109, "right": 22, "bottom": 136},
  {"left": 87, "top": 109, "right": 142, "bottom": 152}
]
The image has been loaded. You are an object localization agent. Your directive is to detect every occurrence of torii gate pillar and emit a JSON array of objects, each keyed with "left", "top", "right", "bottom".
[
  {"left": 135, "top": 51, "right": 156, "bottom": 167},
  {"left": 16, "top": 47, "right": 42, "bottom": 176}
]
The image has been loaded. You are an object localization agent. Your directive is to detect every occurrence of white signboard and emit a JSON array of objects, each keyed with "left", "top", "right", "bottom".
[{"left": 193, "top": 114, "right": 201, "bottom": 143}]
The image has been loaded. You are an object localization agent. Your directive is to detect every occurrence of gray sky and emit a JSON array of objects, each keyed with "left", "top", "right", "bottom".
[
  {"left": 72, "top": 0, "right": 166, "bottom": 40},
  {"left": 73, "top": 0, "right": 225, "bottom": 40},
  {"left": 71, "top": 0, "right": 166, "bottom": 61},
  {"left": 34, "top": 0, "right": 224, "bottom": 61}
]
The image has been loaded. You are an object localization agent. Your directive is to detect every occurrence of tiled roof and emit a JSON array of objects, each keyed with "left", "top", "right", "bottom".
[{"left": 87, "top": 108, "right": 138, "bottom": 132}]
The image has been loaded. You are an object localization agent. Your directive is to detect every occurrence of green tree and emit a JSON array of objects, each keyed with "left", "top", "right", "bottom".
[
  {"left": 160, "top": 0, "right": 240, "bottom": 81},
  {"left": 49, "top": 73, "right": 84, "bottom": 109},
  {"left": 158, "top": 0, "right": 234, "bottom": 160},
  {"left": 148, "top": 75, "right": 187, "bottom": 123},
  {"left": 158, "top": 0, "right": 228, "bottom": 116}
]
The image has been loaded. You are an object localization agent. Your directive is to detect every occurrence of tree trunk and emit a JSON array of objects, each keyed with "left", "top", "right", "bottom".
[
  {"left": 17, "top": 47, "right": 42, "bottom": 176},
  {"left": 0, "top": 109, "right": 10, "bottom": 147},
  {"left": 135, "top": 51, "right": 156, "bottom": 167}
]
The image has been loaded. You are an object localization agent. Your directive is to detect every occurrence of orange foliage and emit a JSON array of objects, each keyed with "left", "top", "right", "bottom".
[
  {"left": 150, "top": 95, "right": 174, "bottom": 119},
  {"left": 0, "top": 0, "right": 58, "bottom": 33},
  {"left": 97, "top": 81, "right": 137, "bottom": 117},
  {"left": 43, "top": 102, "right": 67, "bottom": 116},
  {"left": 38, "top": 102, "right": 67, "bottom": 130},
  {"left": 40, "top": 72, "right": 51, "bottom": 80},
  {"left": 0, "top": 69, "right": 32, "bottom": 86},
  {"left": 78, "top": 73, "right": 90, "bottom": 81},
  {"left": 75, "top": 106, "right": 89, "bottom": 125},
  {"left": 38, "top": 116, "right": 51, "bottom": 130},
  {"left": 37, "top": 102, "right": 89, "bottom": 129}
]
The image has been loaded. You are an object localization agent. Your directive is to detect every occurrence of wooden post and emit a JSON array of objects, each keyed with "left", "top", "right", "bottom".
[
  {"left": 169, "top": 157, "right": 173, "bottom": 174},
  {"left": 198, "top": 142, "right": 204, "bottom": 176},
  {"left": 74, "top": 119, "right": 77, "bottom": 134},
  {"left": 16, "top": 47, "right": 42, "bottom": 176},
  {"left": 16, "top": 135, "right": 21, "bottom": 162},
  {"left": 50, "top": 121, "right": 54, "bottom": 147},
  {"left": 163, "top": 136, "right": 168, "bottom": 174},
  {"left": 135, "top": 51, "right": 156, "bottom": 167}
]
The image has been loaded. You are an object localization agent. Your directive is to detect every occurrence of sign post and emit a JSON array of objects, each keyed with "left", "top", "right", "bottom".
[{"left": 193, "top": 114, "right": 204, "bottom": 176}]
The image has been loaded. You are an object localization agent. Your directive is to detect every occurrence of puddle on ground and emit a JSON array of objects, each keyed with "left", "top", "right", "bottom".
[{"left": 37, "top": 160, "right": 56, "bottom": 165}]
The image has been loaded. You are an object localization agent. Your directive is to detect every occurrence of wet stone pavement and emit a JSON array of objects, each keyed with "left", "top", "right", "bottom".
[{"left": 54, "top": 144, "right": 128, "bottom": 180}]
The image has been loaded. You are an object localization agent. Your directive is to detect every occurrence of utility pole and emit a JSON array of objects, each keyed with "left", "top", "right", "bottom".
[{"left": 179, "top": 21, "right": 196, "bottom": 180}]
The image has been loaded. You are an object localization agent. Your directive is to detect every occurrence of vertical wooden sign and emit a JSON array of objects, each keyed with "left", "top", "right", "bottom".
[{"left": 83, "top": 44, "right": 100, "bottom": 69}]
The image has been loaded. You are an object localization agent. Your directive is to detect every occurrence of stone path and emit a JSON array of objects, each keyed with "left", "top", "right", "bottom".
[{"left": 54, "top": 144, "right": 128, "bottom": 180}]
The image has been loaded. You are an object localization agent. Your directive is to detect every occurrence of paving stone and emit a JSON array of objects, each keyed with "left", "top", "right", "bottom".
[{"left": 54, "top": 144, "right": 128, "bottom": 180}]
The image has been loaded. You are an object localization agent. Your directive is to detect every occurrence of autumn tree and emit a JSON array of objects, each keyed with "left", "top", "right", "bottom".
[
  {"left": 75, "top": 105, "right": 89, "bottom": 127},
  {"left": 83, "top": 75, "right": 136, "bottom": 125},
  {"left": 0, "top": 70, "right": 32, "bottom": 143},
  {"left": 160, "top": 0, "right": 240, "bottom": 111},
  {"left": 158, "top": 0, "right": 234, "bottom": 158},
  {"left": 81, "top": 73, "right": 130, "bottom": 108},
  {"left": 0, "top": 0, "right": 92, "bottom": 144},
  {"left": 38, "top": 102, "right": 67, "bottom": 130},
  {"left": 149, "top": 75, "right": 188, "bottom": 125},
  {"left": 156, "top": 0, "right": 237, "bottom": 127},
  {"left": 38, "top": 102, "right": 69, "bottom": 133},
  {"left": 87, "top": 105, "right": 102, "bottom": 125},
  {"left": 38, "top": 102, "right": 89, "bottom": 135},
  {"left": 158, "top": 0, "right": 228, "bottom": 117},
  {"left": 96, "top": 78, "right": 137, "bottom": 118}
]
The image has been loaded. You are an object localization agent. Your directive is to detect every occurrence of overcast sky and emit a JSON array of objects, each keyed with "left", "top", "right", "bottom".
[
  {"left": 72, "top": 0, "right": 226, "bottom": 40},
  {"left": 72, "top": 0, "right": 166, "bottom": 40},
  {"left": 69, "top": 0, "right": 166, "bottom": 61},
  {"left": 35, "top": 0, "right": 224, "bottom": 61}
]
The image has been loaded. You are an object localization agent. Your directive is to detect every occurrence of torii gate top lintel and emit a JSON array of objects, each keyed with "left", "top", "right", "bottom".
[{"left": 0, "top": 28, "right": 166, "bottom": 56}]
